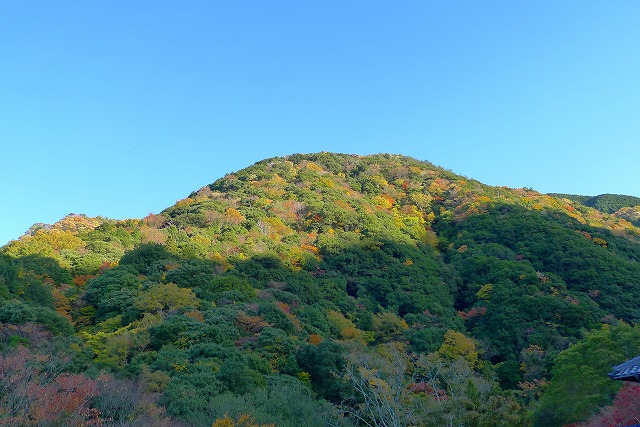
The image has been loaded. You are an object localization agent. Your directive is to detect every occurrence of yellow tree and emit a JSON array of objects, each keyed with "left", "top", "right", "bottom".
[
  {"left": 437, "top": 330, "right": 479, "bottom": 368},
  {"left": 136, "top": 282, "right": 199, "bottom": 315}
]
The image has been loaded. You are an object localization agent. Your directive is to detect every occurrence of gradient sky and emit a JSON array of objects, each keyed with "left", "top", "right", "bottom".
[{"left": 1, "top": 1, "right": 639, "bottom": 246}]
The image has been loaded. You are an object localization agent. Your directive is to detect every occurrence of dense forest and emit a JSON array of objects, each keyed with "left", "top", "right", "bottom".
[{"left": 2, "top": 153, "right": 640, "bottom": 426}]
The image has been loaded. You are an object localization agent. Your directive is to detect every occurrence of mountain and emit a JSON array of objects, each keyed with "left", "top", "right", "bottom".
[{"left": 2, "top": 152, "right": 640, "bottom": 427}]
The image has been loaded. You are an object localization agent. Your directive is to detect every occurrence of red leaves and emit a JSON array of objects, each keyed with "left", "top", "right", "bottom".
[
  {"left": 578, "top": 383, "right": 640, "bottom": 427},
  {"left": 0, "top": 345, "right": 100, "bottom": 426},
  {"left": 456, "top": 306, "right": 487, "bottom": 321},
  {"left": 0, "top": 341, "right": 177, "bottom": 426},
  {"left": 29, "top": 373, "right": 101, "bottom": 425},
  {"left": 407, "top": 381, "right": 448, "bottom": 400}
]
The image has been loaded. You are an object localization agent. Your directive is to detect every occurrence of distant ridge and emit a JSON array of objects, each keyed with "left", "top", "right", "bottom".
[{"left": 548, "top": 193, "right": 640, "bottom": 214}]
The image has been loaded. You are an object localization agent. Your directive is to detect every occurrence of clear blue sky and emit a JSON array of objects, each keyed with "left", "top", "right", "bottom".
[{"left": 1, "top": 2, "right": 639, "bottom": 246}]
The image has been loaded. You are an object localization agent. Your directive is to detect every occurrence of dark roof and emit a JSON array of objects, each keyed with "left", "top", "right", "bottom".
[{"left": 609, "top": 355, "right": 640, "bottom": 382}]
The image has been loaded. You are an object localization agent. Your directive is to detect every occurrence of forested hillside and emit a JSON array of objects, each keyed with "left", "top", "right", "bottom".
[{"left": 2, "top": 153, "right": 640, "bottom": 426}]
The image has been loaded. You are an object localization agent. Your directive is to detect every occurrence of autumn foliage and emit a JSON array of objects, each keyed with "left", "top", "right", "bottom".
[
  {"left": 3, "top": 153, "right": 640, "bottom": 426},
  {"left": 212, "top": 414, "right": 275, "bottom": 427},
  {"left": 577, "top": 383, "right": 640, "bottom": 427}
]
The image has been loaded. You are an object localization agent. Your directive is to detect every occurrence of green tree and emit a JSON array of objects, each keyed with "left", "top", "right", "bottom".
[
  {"left": 534, "top": 323, "right": 640, "bottom": 426},
  {"left": 84, "top": 266, "right": 140, "bottom": 324}
]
